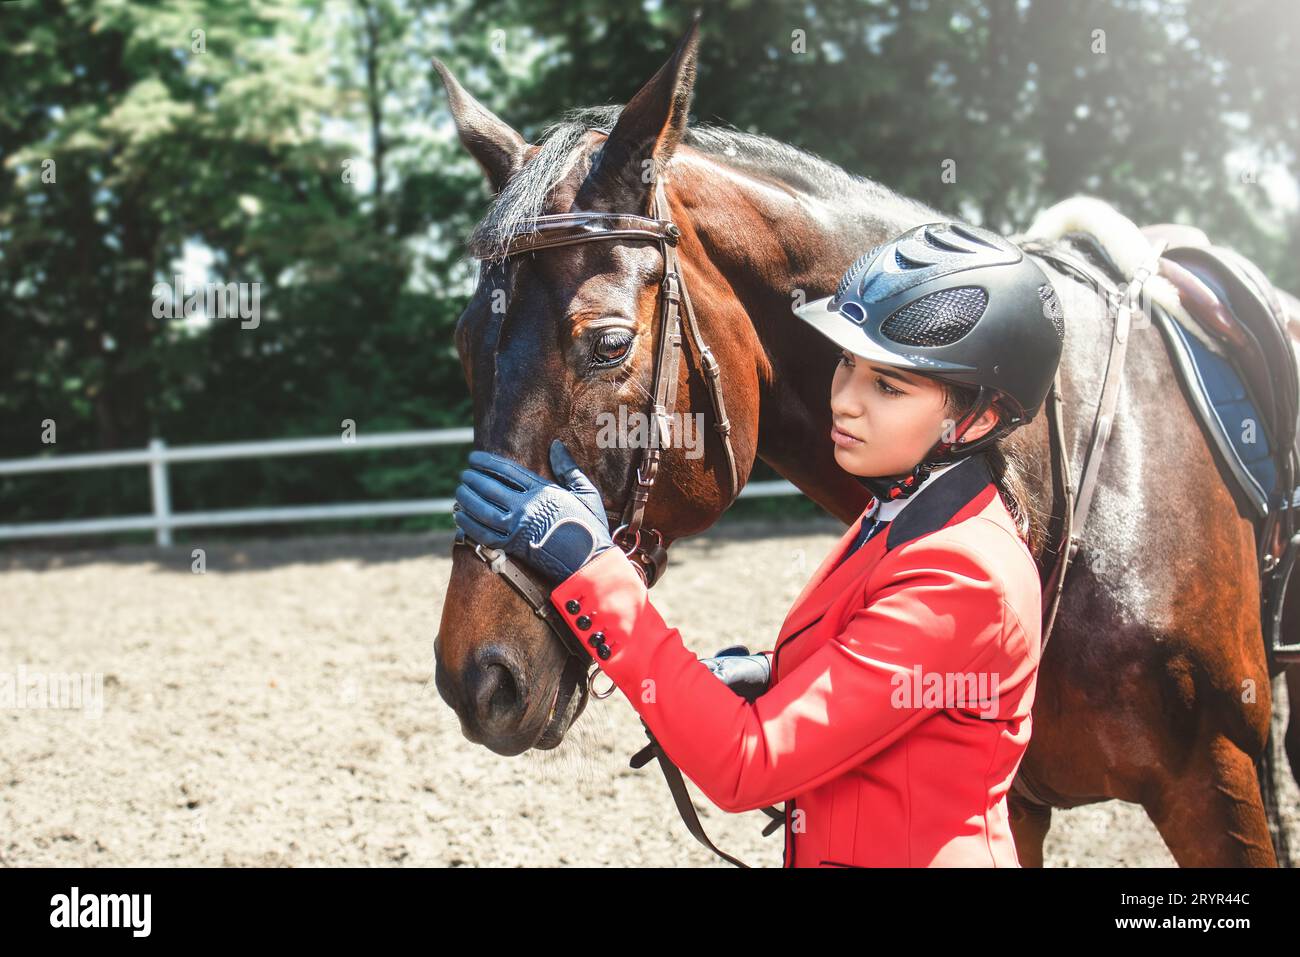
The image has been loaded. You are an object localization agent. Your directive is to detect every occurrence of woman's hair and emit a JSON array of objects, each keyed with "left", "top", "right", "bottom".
[{"left": 941, "top": 382, "right": 1042, "bottom": 554}]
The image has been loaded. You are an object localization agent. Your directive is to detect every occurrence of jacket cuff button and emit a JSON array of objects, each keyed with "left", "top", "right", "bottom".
[
  {"left": 596, "top": 644, "right": 611, "bottom": 660},
  {"left": 565, "top": 599, "right": 581, "bottom": 614},
  {"left": 587, "top": 631, "right": 605, "bottom": 648},
  {"left": 575, "top": 615, "right": 592, "bottom": 630}
]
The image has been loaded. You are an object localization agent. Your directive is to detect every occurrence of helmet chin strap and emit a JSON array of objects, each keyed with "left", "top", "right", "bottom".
[{"left": 857, "top": 387, "right": 1001, "bottom": 502}]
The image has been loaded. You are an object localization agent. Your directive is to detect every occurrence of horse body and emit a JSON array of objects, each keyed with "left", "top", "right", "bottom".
[
  {"left": 1012, "top": 254, "right": 1278, "bottom": 865},
  {"left": 434, "top": 21, "right": 1292, "bottom": 865}
]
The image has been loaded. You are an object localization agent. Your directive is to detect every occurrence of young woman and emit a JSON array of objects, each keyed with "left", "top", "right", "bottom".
[{"left": 452, "top": 221, "right": 1065, "bottom": 867}]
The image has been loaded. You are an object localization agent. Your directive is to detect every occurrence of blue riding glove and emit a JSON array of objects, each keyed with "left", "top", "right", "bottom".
[
  {"left": 452, "top": 439, "right": 616, "bottom": 587},
  {"left": 699, "top": 645, "right": 771, "bottom": 703}
]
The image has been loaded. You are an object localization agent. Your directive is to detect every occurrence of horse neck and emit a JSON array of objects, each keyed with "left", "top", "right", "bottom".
[{"left": 673, "top": 152, "right": 942, "bottom": 523}]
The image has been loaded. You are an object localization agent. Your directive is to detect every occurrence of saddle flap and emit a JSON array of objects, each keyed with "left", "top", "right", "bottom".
[{"left": 1162, "top": 243, "right": 1298, "bottom": 469}]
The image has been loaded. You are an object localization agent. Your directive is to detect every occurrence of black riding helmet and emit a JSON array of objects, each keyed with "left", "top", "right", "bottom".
[{"left": 793, "top": 221, "right": 1065, "bottom": 500}]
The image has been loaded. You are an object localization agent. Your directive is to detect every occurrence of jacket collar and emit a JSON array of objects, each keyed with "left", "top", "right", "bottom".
[
  {"left": 778, "top": 453, "right": 996, "bottom": 641},
  {"left": 885, "top": 454, "right": 993, "bottom": 551},
  {"left": 872, "top": 460, "right": 962, "bottom": 523}
]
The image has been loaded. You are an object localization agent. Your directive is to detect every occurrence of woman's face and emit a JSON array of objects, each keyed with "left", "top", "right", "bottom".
[{"left": 829, "top": 348, "right": 995, "bottom": 478}]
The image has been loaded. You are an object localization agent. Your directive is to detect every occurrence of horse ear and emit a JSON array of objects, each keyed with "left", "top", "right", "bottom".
[
  {"left": 433, "top": 58, "right": 529, "bottom": 195},
  {"left": 585, "top": 13, "right": 701, "bottom": 211}
]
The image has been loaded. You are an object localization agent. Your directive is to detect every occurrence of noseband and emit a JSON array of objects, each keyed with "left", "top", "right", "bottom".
[{"left": 454, "top": 177, "right": 740, "bottom": 665}]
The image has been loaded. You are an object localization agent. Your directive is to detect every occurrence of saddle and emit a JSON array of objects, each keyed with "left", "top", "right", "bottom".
[
  {"left": 1143, "top": 223, "right": 1300, "bottom": 487},
  {"left": 1057, "top": 222, "right": 1300, "bottom": 666}
]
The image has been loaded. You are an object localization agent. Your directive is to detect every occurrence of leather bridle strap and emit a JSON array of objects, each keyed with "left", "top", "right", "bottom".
[
  {"left": 629, "top": 721, "right": 783, "bottom": 869},
  {"left": 455, "top": 177, "right": 764, "bottom": 866},
  {"left": 453, "top": 532, "right": 589, "bottom": 660},
  {"left": 463, "top": 177, "right": 740, "bottom": 590},
  {"left": 454, "top": 174, "right": 742, "bottom": 634},
  {"left": 614, "top": 180, "right": 741, "bottom": 582},
  {"left": 486, "top": 211, "right": 679, "bottom": 257}
]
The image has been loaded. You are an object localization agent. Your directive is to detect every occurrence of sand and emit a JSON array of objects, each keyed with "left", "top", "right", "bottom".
[{"left": 2, "top": 518, "right": 1293, "bottom": 866}]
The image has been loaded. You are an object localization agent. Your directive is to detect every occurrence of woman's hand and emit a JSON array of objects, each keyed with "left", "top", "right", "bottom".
[
  {"left": 452, "top": 439, "right": 616, "bottom": 587},
  {"left": 699, "top": 645, "right": 771, "bottom": 702}
]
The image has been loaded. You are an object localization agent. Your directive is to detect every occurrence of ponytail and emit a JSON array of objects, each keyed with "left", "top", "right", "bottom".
[{"left": 942, "top": 383, "right": 1042, "bottom": 554}]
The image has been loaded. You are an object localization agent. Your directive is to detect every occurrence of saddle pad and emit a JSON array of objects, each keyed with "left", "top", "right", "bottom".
[{"left": 1158, "top": 307, "right": 1279, "bottom": 515}]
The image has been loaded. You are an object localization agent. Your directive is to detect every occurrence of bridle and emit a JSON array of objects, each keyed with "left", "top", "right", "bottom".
[
  {"left": 450, "top": 175, "right": 762, "bottom": 867},
  {"left": 453, "top": 176, "right": 740, "bottom": 666}
]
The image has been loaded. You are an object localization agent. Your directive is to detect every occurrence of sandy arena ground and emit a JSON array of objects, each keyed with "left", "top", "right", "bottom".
[{"left": 2, "top": 516, "right": 1295, "bottom": 867}]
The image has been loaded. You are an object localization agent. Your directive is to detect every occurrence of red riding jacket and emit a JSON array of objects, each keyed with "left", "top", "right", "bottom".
[{"left": 549, "top": 455, "right": 1041, "bottom": 867}]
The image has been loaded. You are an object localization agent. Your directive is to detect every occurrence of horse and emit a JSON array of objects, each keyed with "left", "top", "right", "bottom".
[{"left": 432, "top": 19, "right": 1297, "bottom": 866}]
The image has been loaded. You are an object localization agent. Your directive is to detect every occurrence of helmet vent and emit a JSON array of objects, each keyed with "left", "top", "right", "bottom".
[
  {"left": 833, "top": 244, "right": 882, "bottom": 305},
  {"left": 880, "top": 287, "right": 988, "bottom": 346},
  {"left": 894, "top": 245, "right": 966, "bottom": 271},
  {"left": 1039, "top": 283, "right": 1065, "bottom": 341}
]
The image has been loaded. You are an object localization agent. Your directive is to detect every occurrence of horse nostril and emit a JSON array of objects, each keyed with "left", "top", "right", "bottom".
[{"left": 473, "top": 650, "right": 523, "bottom": 731}]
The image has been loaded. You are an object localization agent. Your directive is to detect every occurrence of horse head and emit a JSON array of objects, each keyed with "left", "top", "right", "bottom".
[{"left": 432, "top": 21, "right": 763, "bottom": 755}]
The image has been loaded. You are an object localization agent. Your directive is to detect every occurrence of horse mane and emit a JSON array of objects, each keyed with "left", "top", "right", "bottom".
[{"left": 467, "top": 104, "right": 935, "bottom": 263}]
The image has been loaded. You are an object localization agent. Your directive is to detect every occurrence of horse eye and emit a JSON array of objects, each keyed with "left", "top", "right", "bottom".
[{"left": 591, "top": 329, "right": 634, "bottom": 367}]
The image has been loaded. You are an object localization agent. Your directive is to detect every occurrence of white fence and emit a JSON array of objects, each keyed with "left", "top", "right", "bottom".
[{"left": 0, "top": 429, "right": 801, "bottom": 546}]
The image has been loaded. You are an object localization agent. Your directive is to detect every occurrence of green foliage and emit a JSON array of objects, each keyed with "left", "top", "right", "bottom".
[{"left": 1, "top": 0, "right": 1296, "bottom": 539}]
